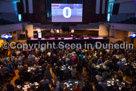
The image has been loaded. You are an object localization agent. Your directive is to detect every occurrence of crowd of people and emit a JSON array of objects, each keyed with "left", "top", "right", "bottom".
[{"left": 0, "top": 46, "right": 136, "bottom": 91}]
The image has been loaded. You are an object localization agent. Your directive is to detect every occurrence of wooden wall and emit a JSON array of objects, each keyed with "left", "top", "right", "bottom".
[{"left": 17, "top": 0, "right": 108, "bottom": 25}]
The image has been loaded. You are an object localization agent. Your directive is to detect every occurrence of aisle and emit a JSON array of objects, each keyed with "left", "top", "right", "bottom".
[
  {"left": 9, "top": 68, "right": 56, "bottom": 87},
  {"left": 50, "top": 68, "right": 56, "bottom": 80},
  {"left": 10, "top": 70, "right": 19, "bottom": 86}
]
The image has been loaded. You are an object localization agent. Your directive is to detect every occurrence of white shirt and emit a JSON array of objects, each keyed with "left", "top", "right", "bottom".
[
  {"left": 121, "top": 58, "right": 126, "bottom": 64},
  {"left": 96, "top": 75, "right": 102, "bottom": 81}
]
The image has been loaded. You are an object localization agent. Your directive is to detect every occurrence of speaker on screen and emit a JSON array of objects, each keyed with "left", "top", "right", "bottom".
[{"left": 51, "top": 4, "right": 83, "bottom": 22}]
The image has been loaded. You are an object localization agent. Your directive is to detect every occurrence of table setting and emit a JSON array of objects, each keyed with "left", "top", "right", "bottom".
[
  {"left": 60, "top": 65, "right": 72, "bottom": 71},
  {"left": 106, "top": 78, "right": 125, "bottom": 90},
  {"left": 16, "top": 82, "right": 39, "bottom": 91},
  {"left": 62, "top": 79, "right": 83, "bottom": 91}
]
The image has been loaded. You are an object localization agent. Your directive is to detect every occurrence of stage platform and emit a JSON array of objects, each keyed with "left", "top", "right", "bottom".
[{"left": 27, "top": 37, "right": 109, "bottom": 45}]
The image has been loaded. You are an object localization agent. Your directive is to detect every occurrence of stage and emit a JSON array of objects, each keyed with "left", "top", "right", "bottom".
[{"left": 27, "top": 37, "right": 109, "bottom": 45}]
